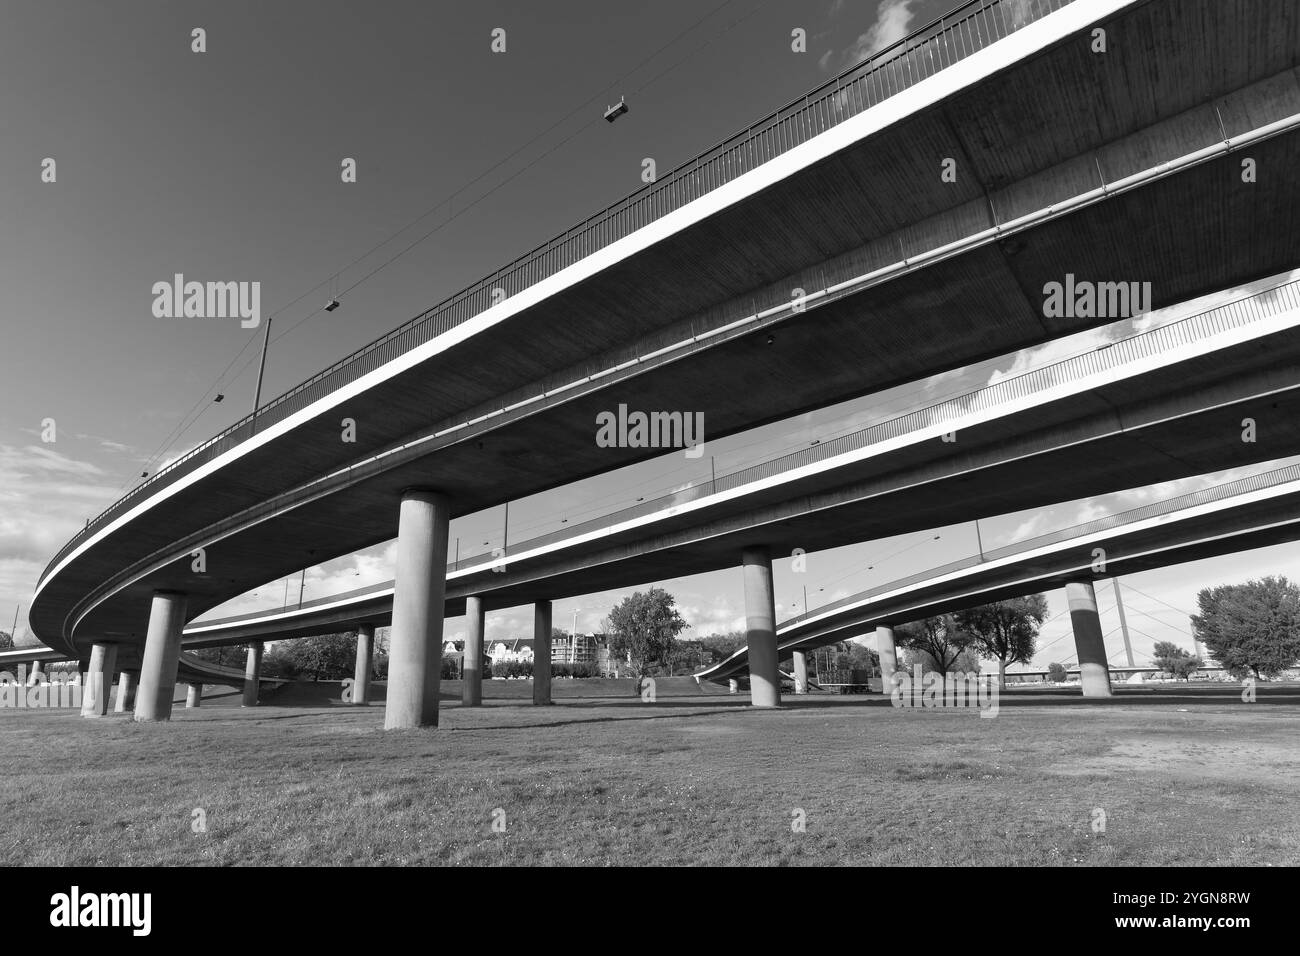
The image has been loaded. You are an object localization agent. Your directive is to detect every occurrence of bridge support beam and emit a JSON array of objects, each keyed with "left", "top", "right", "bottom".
[
  {"left": 385, "top": 489, "right": 451, "bottom": 729},
  {"left": 464, "top": 597, "right": 485, "bottom": 707},
  {"left": 353, "top": 624, "right": 374, "bottom": 705},
  {"left": 114, "top": 671, "right": 137, "bottom": 713},
  {"left": 533, "top": 601, "right": 552, "bottom": 705},
  {"left": 186, "top": 682, "right": 202, "bottom": 708},
  {"left": 876, "top": 626, "right": 898, "bottom": 690},
  {"left": 1067, "top": 581, "right": 1112, "bottom": 698},
  {"left": 793, "top": 651, "right": 808, "bottom": 694},
  {"left": 135, "top": 590, "right": 188, "bottom": 722},
  {"left": 742, "top": 546, "right": 780, "bottom": 707},
  {"left": 80, "top": 642, "right": 118, "bottom": 717},
  {"left": 243, "top": 642, "right": 263, "bottom": 707}
]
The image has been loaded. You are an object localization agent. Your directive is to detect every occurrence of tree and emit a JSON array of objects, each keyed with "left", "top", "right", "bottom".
[
  {"left": 839, "top": 641, "right": 880, "bottom": 675},
  {"left": 697, "top": 631, "right": 747, "bottom": 663},
  {"left": 0, "top": 630, "right": 13, "bottom": 651},
  {"left": 604, "top": 588, "right": 688, "bottom": 676},
  {"left": 894, "top": 615, "right": 977, "bottom": 675},
  {"left": 266, "top": 632, "right": 359, "bottom": 681},
  {"left": 190, "top": 645, "right": 247, "bottom": 669},
  {"left": 1152, "top": 640, "right": 1201, "bottom": 680},
  {"left": 1047, "top": 662, "right": 1068, "bottom": 683},
  {"left": 1192, "top": 576, "right": 1300, "bottom": 679},
  {"left": 956, "top": 594, "right": 1047, "bottom": 689},
  {"left": 667, "top": 640, "right": 711, "bottom": 674}
]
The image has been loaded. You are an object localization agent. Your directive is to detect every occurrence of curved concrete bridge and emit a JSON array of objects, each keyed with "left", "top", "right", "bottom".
[
  {"left": 177, "top": 279, "right": 1300, "bottom": 704},
  {"left": 26, "top": 0, "right": 1300, "bottom": 726},
  {"left": 694, "top": 461, "right": 1300, "bottom": 695}
]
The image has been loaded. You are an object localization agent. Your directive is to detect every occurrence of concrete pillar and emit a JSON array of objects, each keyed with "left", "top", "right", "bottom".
[
  {"left": 728, "top": 678, "right": 739, "bottom": 694},
  {"left": 876, "top": 626, "right": 898, "bottom": 690},
  {"left": 463, "top": 597, "right": 484, "bottom": 707},
  {"left": 533, "top": 600, "right": 552, "bottom": 705},
  {"left": 742, "top": 546, "right": 780, "bottom": 707},
  {"left": 80, "top": 642, "right": 118, "bottom": 717},
  {"left": 353, "top": 624, "right": 375, "bottom": 705},
  {"left": 242, "top": 642, "right": 263, "bottom": 707},
  {"left": 385, "top": 489, "right": 451, "bottom": 730},
  {"left": 793, "top": 651, "right": 808, "bottom": 694},
  {"left": 1067, "top": 581, "right": 1112, "bottom": 698},
  {"left": 134, "top": 590, "right": 188, "bottom": 722},
  {"left": 185, "top": 682, "right": 202, "bottom": 708},
  {"left": 114, "top": 671, "right": 137, "bottom": 713}
]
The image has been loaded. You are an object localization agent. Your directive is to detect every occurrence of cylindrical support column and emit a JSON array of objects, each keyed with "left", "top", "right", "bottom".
[
  {"left": 876, "top": 626, "right": 898, "bottom": 689},
  {"left": 742, "top": 546, "right": 780, "bottom": 707},
  {"left": 1067, "top": 581, "right": 1113, "bottom": 698},
  {"left": 135, "top": 591, "right": 189, "bottom": 722},
  {"left": 463, "top": 597, "right": 485, "bottom": 707},
  {"left": 353, "top": 624, "right": 375, "bottom": 705},
  {"left": 533, "top": 600, "right": 552, "bottom": 705},
  {"left": 793, "top": 651, "right": 808, "bottom": 694},
  {"left": 114, "top": 671, "right": 137, "bottom": 713},
  {"left": 185, "top": 682, "right": 202, "bottom": 708},
  {"left": 80, "top": 642, "right": 119, "bottom": 718},
  {"left": 242, "top": 642, "right": 263, "bottom": 707},
  {"left": 385, "top": 490, "right": 451, "bottom": 730}
]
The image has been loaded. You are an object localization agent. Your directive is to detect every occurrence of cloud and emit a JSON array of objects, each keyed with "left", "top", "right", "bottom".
[
  {"left": 0, "top": 443, "right": 125, "bottom": 644},
  {"left": 679, "top": 595, "right": 745, "bottom": 636},
  {"left": 845, "top": 0, "right": 918, "bottom": 66}
]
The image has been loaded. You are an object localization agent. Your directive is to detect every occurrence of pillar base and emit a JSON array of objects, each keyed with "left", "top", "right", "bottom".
[
  {"left": 385, "top": 490, "right": 451, "bottom": 730},
  {"left": 242, "top": 642, "right": 263, "bottom": 707},
  {"left": 135, "top": 591, "right": 188, "bottom": 722},
  {"left": 463, "top": 597, "right": 484, "bottom": 707},
  {"left": 533, "top": 601, "right": 552, "bottom": 706},
  {"left": 353, "top": 624, "right": 375, "bottom": 706},
  {"left": 1067, "top": 581, "right": 1113, "bottom": 698},
  {"left": 742, "top": 546, "right": 780, "bottom": 708}
]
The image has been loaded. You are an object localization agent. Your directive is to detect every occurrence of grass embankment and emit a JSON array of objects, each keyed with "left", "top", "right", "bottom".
[{"left": 2, "top": 682, "right": 1296, "bottom": 866}]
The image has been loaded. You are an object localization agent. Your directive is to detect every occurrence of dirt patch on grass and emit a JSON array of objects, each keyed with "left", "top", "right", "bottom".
[{"left": 1051, "top": 738, "right": 1300, "bottom": 783}]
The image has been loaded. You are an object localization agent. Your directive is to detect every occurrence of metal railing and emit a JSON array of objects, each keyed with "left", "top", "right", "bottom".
[
  {"left": 44, "top": 0, "right": 1075, "bottom": 582},
  {"left": 779, "top": 460, "right": 1300, "bottom": 632},
  {"left": 187, "top": 276, "right": 1300, "bottom": 632}
]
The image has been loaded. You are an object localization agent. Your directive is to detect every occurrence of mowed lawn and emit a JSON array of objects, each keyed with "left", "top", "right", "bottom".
[{"left": 2, "top": 681, "right": 1298, "bottom": 866}]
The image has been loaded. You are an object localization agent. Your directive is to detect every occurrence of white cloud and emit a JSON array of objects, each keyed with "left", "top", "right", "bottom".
[
  {"left": 0, "top": 443, "right": 125, "bottom": 644},
  {"left": 845, "top": 0, "right": 918, "bottom": 66}
]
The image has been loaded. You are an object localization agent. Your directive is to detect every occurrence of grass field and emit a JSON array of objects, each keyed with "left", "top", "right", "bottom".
[{"left": 2, "top": 680, "right": 1298, "bottom": 866}]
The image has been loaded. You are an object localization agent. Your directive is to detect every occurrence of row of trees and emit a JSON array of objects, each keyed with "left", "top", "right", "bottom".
[
  {"left": 891, "top": 576, "right": 1300, "bottom": 684},
  {"left": 187, "top": 574, "right": 1300, "bottom": 687},
  {"left": 890, "top": 595, "right": 1049, "bottom": 688}
]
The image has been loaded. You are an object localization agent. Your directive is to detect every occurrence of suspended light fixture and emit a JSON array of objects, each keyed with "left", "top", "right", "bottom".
[{"left": 604, "top": 96, "right": 628, "bottom": 122}]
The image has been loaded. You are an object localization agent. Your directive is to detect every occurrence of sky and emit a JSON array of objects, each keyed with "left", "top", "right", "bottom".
[{"left": 2, "top": 0, "right": 1297, "bottom": 670}]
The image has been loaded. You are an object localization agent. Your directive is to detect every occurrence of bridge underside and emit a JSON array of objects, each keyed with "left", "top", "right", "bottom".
[
  {"left": 32, "top": 0, "right": 1300, "bottom": 665},
  {"left": 180, "top": 309, "right": 1300, "bottom": 647},
  {"left": 699, "top": 483, "right": 1300, "bottom": 683}
]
